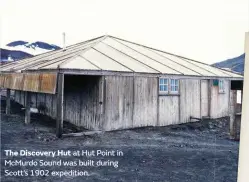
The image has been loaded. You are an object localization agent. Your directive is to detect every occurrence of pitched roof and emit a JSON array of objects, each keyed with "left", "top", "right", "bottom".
[{"left": 0, "top": 35, "right": 243, "bottom": 79}]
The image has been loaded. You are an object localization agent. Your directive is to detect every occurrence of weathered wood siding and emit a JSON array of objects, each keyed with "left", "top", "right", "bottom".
[
  {"left": 63, "top": 75, "right": 102, "bottom": 130},
  {"left": 158, "top": 96, "right": 179, "bottom": 126},
  {"left": 210, "top": 80, "right": 230, "bottom": 118},
  {"left": 13, "top": 76, "right": 231, "bottom": 131},
  {"left": 180, "top": 79, "right": 201, "bottom": 123},
  {"left": 201, "top": 80, "right": 209, "bottom": 117},
  {"left": 104, "top": 76, "right": 157, "bottom": 130},
  {"left": 104, "top": 76, "right": 133, "bottom": 130},
  {"left": 14, "top": 75, "right": 102, "bottom": 130},
  {"left": 133, "top": 77, "right": 157, "bottom": 127}
]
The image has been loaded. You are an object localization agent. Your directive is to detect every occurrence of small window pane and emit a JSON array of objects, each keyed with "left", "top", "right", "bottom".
[
  {"left": 170, "top": 79, "right": 179, "bottom": 93},
  {"left": 175, "top": 80, "right": 179, "bottom": 85},
  {"left": 219, "top": 80, "right": 225, "bottom": 93},
  {"left": 171, "top": 79, "right": 174, "bottom": 85},
  {"left": 159, "top": 78, "right": 169, "bottom": 93},
  {"left": 160, "top": 78, "right": 164, "bottom": 84}
]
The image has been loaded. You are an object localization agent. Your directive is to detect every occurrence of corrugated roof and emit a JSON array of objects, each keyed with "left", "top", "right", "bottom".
[{"left": 0, "top": 35, "right": 243, "bottom": 79}]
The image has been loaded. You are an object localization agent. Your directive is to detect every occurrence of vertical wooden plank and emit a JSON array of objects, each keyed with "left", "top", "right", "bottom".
[
  {"left": 98, "top": 76, "right": 104, "bottom": 127},
  {"left": 200, "top": 80, "right": 202, "bottom": 117},
  {"left": 56, "top": 73, "right": 64, "bottom": 138},
  {"left": 98, "top": 76, "right": 105, "bottom": 130},
  {"left": 159, "top": 96, "right": 180, "bottom": 126},
  {"left": 180, "top": 79, "right": 201, "bottom": 123},
  {"left": 241, "top": 89, "right": 243, "bottom": 104},
  {"left": 102, "top": 76, "right": 107, "bottom": 129},
  {"left": 6, "top": 88, "right": 11, "bottom": 115},
  {"left": 229, "top": 90, "right": 237, "bottom": 139},
  {"left": 132, "top": 75, "right": 135, "bottom": 127},
  {"left": 178, "top": 80, "right": 181, "bottom": 123},
  {"left": 208, "top": 79, "right": 212, "bottom": 117},
  {"left": 25, "top": 91, "right": 31, "bottom": 124},
  {"left": 156, "top": 77, "right": 159, "bottom": 126}
]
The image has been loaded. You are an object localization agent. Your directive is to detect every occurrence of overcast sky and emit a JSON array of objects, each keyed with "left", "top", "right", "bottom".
[{"left": 0, "top": 0, "right": 248, "bottom": 64}]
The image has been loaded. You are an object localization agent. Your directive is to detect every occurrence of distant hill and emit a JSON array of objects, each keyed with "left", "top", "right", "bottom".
[
  {"left": 5, "top": 40, "right": 61, "bottom": 55},
  {"left": 212, "top": 54, "right": 245, "bottom": 74},
  {"left": 1, "top": 40, "right": 61, "bottom": 62},
  {"left": 0, "top": 48, "right": 33, "bottom": 61}
]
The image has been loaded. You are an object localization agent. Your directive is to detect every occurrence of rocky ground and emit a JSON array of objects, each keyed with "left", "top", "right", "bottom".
[{"left": 1, "top": 97, "right": 240, "bottom": 182}]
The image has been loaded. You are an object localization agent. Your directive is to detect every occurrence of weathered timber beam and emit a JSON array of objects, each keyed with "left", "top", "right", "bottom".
[
  {"left": 24, "top": 91, "right": 31, "bottom": 124},
  {"left": 56, "top": 73, "right": 64, "bottom": 138},
  {"left": 6, "top": 89, "right": 11, "bottom": 115},
  {"left": 229, "top": 90, "right": 237, "bottom": 139},
  {"left": 62, "top": 131, "right": 103, "bottom": 137}
]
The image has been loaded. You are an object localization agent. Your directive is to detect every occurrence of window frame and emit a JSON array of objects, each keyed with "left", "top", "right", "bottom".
[
  {"left": 170, "top": 79, "right": 179, "bottom": 94},
  {"left": 218, "top": 79, "right": 225, "bottom": 93},
  {"left": 159, "top": 77, "right": 180, "bottom": 95},
  {"left": 159, "top": 78, "right": 169, "bottom": 94}
]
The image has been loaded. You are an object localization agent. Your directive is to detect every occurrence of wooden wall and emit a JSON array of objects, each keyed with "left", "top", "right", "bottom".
[
  {"left": 14, "top": 75, "right": 102, "bottom": 130},
  {"left": 158, "top": 96, "right": 179, "bottom": 126},
  {"left": 200, "top": 80, "right": 209, "bottom": 117},
  {"left": 103, "top": 76, "right": 157, "bottom": 131},
  {"left": 104, "top": 76, "right": 133, "bottom": 130},
  {"left": 133, "top": 77, "right": 157, "bottom": 128},
  {"left": 180, "top": 79, "right": 201, "bottom": 123},
  {"left": 13, "top": 76, "right": 231, "bottom": 131},
  {"left": 210, "top": 80, "right": 230, "bottom": 118}
]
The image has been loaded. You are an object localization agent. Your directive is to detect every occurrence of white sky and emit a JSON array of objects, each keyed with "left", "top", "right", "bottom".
[{"left": 0, "top": 0, "right": 248, "bottom": 64}]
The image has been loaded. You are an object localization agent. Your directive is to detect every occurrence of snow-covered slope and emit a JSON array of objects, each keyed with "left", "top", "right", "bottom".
[
  {"left": 4, "top": 40, "right": 61, "bottom": 55},
  {"left": 0, "top": 48, "right": 33, "bottom": 62}
]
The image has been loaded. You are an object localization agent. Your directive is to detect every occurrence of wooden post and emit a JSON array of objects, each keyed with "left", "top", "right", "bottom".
[
  {"left": 98, "top": 76, "right": 105, "bottom": 130},
  {"left": 6, "top": 88, "right": 11, "bottom": 115},
  {"left": 229, "top": 90, "right": 237, "bottom": 139},
  {"left": 241, "top": 89, "right": 243, "bottom": 104},
  {"left": 56, "top": 73, "right": 64, "bottom": 138},
  {"left": 25, "top": 91, "right": 31, "bottom": 124},
  {"left": 207, "top": 79, "right": 212, "bottom": 118}
]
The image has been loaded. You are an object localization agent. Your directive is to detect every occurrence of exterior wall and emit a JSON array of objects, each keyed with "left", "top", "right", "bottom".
[
  {"left": 13, "top": 75, "right": 232, "bottom": 131},
  {"left": 133, "top": 77, "right": 157, "bottom": 128},
  {"left": 103, "top": 76, "right": 157, "bottom": 131},
  {"left": 104, "top": 76, "right": 133, "bottom": 130},
  {"left": 63, "top": 75, "right": 102, "bottom": 130},
  {"left": 210, "top": 80, "right": 230, "bottom": 118},
  {"left": 14, "top": 75, "right": 103, "bottom": 130},
  {"left": 200, "top": 80, "right": 209, "bottom": 117},
  {"left": 158, "top": 96, "right": 179, "bottom": 126},
  {"left": 180, "top": 79, "right": 201, "bottom": 123}
]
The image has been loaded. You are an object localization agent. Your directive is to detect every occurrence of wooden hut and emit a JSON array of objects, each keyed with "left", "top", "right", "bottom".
[{"left": 0, "top": 35, "right": 243, "bottom": 137}]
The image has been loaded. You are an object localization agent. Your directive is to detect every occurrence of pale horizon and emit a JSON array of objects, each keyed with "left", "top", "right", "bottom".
[{"left": 0, "top": 0, "right": 248, "bottom": 64}]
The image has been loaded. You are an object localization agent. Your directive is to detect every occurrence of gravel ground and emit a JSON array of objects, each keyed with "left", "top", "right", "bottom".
[{"left": 0, "top": 98, "right": 240, "bottom": 182}]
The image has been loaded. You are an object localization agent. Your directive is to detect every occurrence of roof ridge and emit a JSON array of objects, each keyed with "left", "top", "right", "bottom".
[{"left": 57, "top": 36, "right": 108, "bottom": 68}]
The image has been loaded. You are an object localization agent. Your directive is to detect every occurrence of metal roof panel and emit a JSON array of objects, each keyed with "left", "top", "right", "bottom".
[
  {"left": 81, "top": 48, "right": 132, "bottom": 72},
  {"left": 92, "top": 42, "right": 158, "bottom": 73},
  {"left": 102, "top": 37, "right": 181, "bottom": 75}
]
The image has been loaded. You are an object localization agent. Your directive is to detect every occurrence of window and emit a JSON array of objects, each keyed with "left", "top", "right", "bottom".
[
  {"left": 219, "top": 80, "right": 225, "bottom": 93},
  {"left": 159, "top": 78, "right": 179, "bottom": 94},
  {"left": 170, "top": 79, "right": 179, "bottom": 93},
  {"left": 159, "top": 78, "right": 168, "bottom": 93}
]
